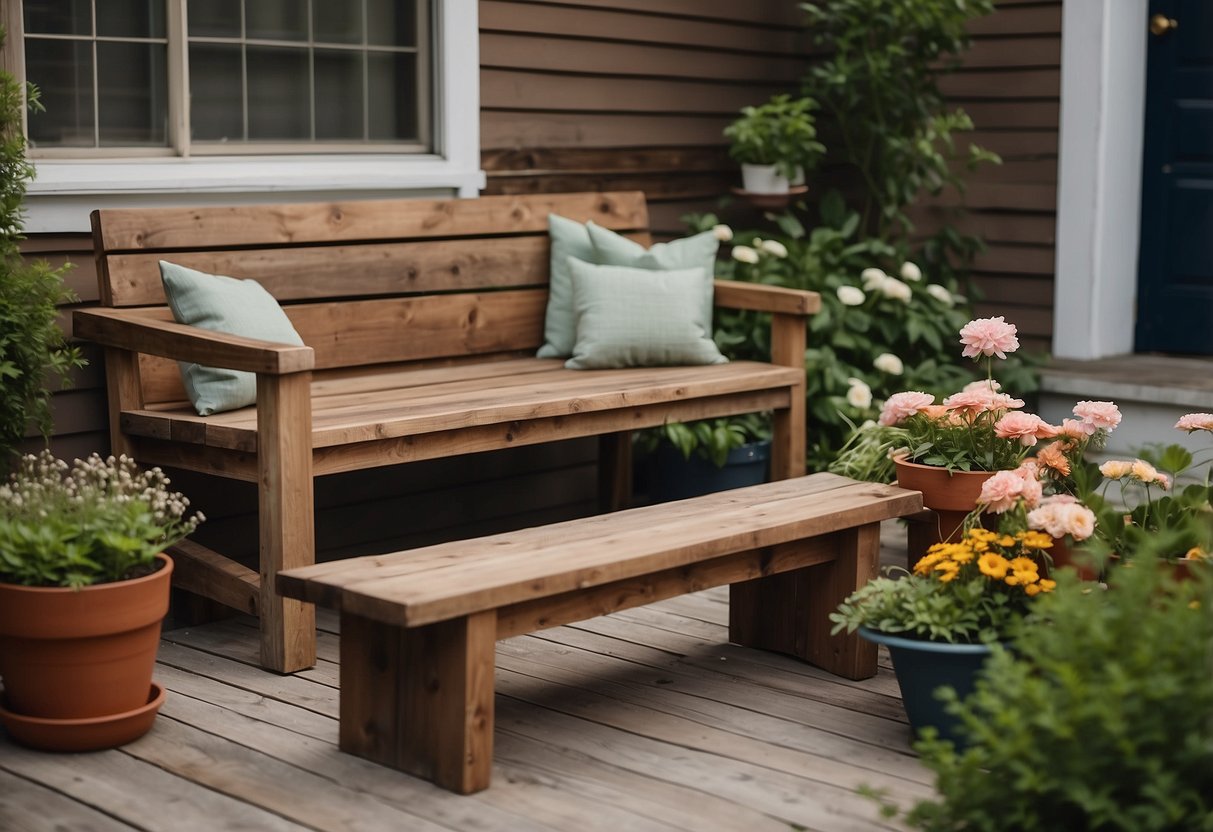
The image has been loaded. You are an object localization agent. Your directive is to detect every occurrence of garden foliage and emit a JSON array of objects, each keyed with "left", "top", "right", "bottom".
[
  {"left": 897, "top": 562, "right": 1213, "bottom": 831},
  {"left": 0, "top": 27, "right": 83, "bottom": 469}
]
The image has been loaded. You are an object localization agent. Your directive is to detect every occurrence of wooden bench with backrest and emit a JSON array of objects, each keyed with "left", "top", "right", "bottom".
[
  {"left": 278, "top": 473, "right": 922, "bottom": 794},
  {"left": 73, "top": 191, "right": 819, "bottom": 673}
]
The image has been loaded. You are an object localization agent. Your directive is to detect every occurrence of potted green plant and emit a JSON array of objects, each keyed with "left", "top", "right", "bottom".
[
  {"left": 724, "top": 94, "right": 825, "bottom": 195},
  {"left": 0, "top": 26, "right": 84, "bottom": 473},
  {"left": 830, "top": 527, "right": 1057, "bottom": 744},
  {"left": 883, "top": 553, "right": 1212, "bottom": 830},
  {"left": 636, "top": 412, "right": 771, "bottom": 502},
  {"left": 0, "top": 451, "right": 203, "bottom": 751}
]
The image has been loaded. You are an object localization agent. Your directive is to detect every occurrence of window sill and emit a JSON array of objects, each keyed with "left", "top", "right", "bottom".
[{"left": 25, "top": 155, "right": 487, "bottom": 233}]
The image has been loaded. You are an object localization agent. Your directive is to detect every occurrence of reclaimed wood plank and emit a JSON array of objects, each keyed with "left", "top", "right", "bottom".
[
  {"left": 0, "top": 769, "right": 139, "bottom": 832},
  {"left": 93, "top": 192, "right": 648, "bottom": 253}
]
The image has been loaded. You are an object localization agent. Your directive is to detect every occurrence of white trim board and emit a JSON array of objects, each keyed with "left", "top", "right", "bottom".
[
  {"left": 1052, "top": 0, "right": 1149, "bottom": 360},
  {"left": 20, "top": 0, "right": 484, "bottom": 233}
]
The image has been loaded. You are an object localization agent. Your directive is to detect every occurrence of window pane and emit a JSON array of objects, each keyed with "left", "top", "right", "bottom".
[
  {"left": 96, "top": 0, "right": 165, "bottom": 39},
  {"left": 367, "top": 0, "right": 416, "bottom": 48},
  {"left": 188, "top": 0, "right": 241, "bottom": 38},
  {"left": 313, "top": 3, "right": 362, "bottom": 45},
  {"left": 24, "top": 38, "right": 95, "bottom": 147},
  {"left": 314, "top": 50, "right": 364, "bottom": 140},
  {"left": 189, "top": 43, "right": 244, "bottom": 141},
  {"left": 23, "top": 0, "right": 92, "bottom": 36},
  {"left": 367, "top": 52, "right": 418, "bottom": 141},
  {"left": 246, "top": 0, "right": 307, "bottom": 42},
  {"left": 246, "top": 47, "right": 309, "bottom": 140},
  {"left": 97, "top": 41, "right": 167, "bottom": 146}
]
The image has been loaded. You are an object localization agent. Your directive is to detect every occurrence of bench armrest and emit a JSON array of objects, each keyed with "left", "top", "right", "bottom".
[
  {"left": 74, "top": 308, "right": 315, "bottom": 375},
  {"left": 713, "top": 280, "right": 820, "bottom": 316}
]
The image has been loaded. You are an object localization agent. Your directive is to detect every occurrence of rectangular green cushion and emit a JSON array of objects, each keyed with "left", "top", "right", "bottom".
[
  {"left": 565, "top": 260, "right": 727, "bottom": 370},
  {"left": 538, "top": 216, "right": 720, "bottom": 359},
  {"left": 159, "top": 260, "right": 305, "bottom": 416}
]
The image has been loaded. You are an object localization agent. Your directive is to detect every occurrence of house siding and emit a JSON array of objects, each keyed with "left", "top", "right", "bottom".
[{"left": 12, "top": 0, "right": 1060, "bottom": 554}]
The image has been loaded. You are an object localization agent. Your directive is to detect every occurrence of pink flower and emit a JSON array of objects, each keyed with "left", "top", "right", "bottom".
[
  {"left": 1176, "top": 413, "right": 1213, "bottom": 433},
  {"left": 978, "top": 470, "right": 1028, "bottom": 513},
  {"left": 994, "top": 412, "right": 1059, "bottom": 447},
  {"left": 1028, "top": 497, "right": 1097, "bottom": 541},
  {"left": 1060, "top": 418, "right": 1093, "bottom": 438},
  {"left": 1014, "top": 464, "right": 1044, "bottom": 507},
  {"left": 942, "top": 387, "right": 1024, "bottom": 416},
  {"left": 878, "top": 391, "right": 935, "bottom": 426},
  {"left": 963, "top": 379, "right": 1002, "bottom": 393},
  {"left": 959, "top": 316, "right": 1020, "bottom": 360},
  {"left": 1072, "top": 401, "right": 1121, "bottom": 433}
]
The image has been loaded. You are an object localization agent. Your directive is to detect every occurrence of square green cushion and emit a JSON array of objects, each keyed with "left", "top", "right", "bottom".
[
  {"left": 565, "top": 260, "right": 727, "bottom": 370},
  {"left": 538, "top": 215, "right": 720, "bottom": 358},
  {"left": 159, "top": 261, "right": 305, "bottom": 416}
]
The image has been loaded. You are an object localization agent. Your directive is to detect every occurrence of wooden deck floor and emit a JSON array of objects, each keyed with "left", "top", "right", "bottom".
[{"left": 1, "top": 577, "right": 931, "bottom": 832}]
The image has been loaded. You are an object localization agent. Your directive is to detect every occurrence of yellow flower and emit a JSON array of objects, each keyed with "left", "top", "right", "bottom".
[
  {"left": 978, "top": 553, "right": 1010, "bottom": 579},
  {"left": 951, "top": 548, "right": 976, "bottom": 564},
  {"left": 914, "top": 551, "right": 946, "bottom": 575},
  {"left": 1039, "top": 579, "right": 1057, "bottom": 592},
  {"left": 935, "top": 561, "right": 960, "bottom": 582},
  {"left": 1186, "top": 547, "right": 1208, "bottom": 561},
  {"left": 1191, "top": 600, "right": 1202, "bottom": 610},
  {"left": 1006, "top": 557, "right": 1040, "bottom": 586},
  {"left": 1024, "top": 583, "right": 1042, "bottom": 596},
  {"left": 998, "top": 535, "right": 1015, "bottom": 548},
  {"left": 967, "top": 529, "right": 997, "bottom": 543}
]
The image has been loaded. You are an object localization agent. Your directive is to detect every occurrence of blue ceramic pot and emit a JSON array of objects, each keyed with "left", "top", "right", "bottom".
[
  {"left": 649, "top": 440, "right": 771, "bottom": 502},
  {"left": 858, "top": 627, "right": 995, "bottom": 746}
]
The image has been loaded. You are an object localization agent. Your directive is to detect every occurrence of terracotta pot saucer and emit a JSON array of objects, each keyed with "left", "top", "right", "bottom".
[{"left": 0, "top": 683, "right": 165, "bottom": 752}]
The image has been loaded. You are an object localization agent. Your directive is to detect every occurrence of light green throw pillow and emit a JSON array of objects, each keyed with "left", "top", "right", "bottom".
[
  {"left": 565, "top": 261, "right": 727, "bottom": 370},
  {"left": 159, "top": 260, "right": 305, "bottom": 416},
  {"left": 538, "top": 214, "right": 598, "bottom": 358},
  {"left": 586, "top": 222, "right": 719, "bottom": 327}
]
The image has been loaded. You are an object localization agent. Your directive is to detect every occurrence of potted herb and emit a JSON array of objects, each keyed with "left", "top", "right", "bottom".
[
  {"left": 830, "top": 527, "right": 1057, "bottom": 744},
  {"left": 0, "top": 27, "right": 84, "bottom": 472},
  {"left": 724, "top": 94, "right": 825, "bottom": 195},
  {"left": 0, "top": 452, "right": 203, "bottom": 751}
]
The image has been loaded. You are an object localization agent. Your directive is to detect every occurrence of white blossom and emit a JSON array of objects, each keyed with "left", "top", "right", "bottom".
[
  {"left": 873, "top": 353, "right": 904, "bottom": 375},
  {"left": 760, "top": 239, "right": 788, "bottom": 258},
  {"left": 881, "top": 277, "right": 913, "bottom": 303},
  {"left": 731, "top": 245, "right": 760, "bottom": 264},
  {"left": 925, "top": 283, "right": 955, "bottom": 306},
  {"left": 900, "top": 261, "right": 923, "bottom": 282},
  {"left": 836, "top": 285, "right": 866, "bottom": 306},
  {"left": 712, "top": 224, "right": 733, "bottom": 242},
  {"left": 861, "top": 268, "right": 889, "bottom": 292},
  {"left": 846, "top": 380, "right": 873, "bottom": 410}
]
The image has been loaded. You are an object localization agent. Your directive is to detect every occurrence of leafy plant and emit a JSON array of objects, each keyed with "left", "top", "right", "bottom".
[
  {"left": 692, "top": 205, "right": 1038, "bottom": 471},
  {"left": 723, "top": 94, "right": 826, "bottom": 179},
  {"left": 636, "top": 412, "right": 769, "bottom": 469},
  {"left": 0, "top": 452, "right": 203, "bottom": 588},
  {"left": 0, "top": 26, "right": 84, "bottom": 470},
  {"left": 893, "top": 560, "right": 1213, "bottom": 831},
  {"left": 830, "top": 527, "right": 1056, "bottom": 644},
  {"left": 800, "top": 0, "right": 999, "bottom": 240}
]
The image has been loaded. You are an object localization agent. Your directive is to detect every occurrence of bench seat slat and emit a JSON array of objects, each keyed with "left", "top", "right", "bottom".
[
  {"left": 119, "top": 360, "right": 803, "bottom": 450},
  {"left": 278, "top": 474, "right": 922, "bottom": 628}
]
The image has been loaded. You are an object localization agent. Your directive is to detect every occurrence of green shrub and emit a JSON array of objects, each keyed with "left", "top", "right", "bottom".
[
  {"left": 897, "top": 562, "right": 1213, "bottom": 831},
  {"left": 723, "top": 94, "right": 826, "bottom": 179},
  {"left": 0, "top": 27, "right": 83, "bottom": 469}
]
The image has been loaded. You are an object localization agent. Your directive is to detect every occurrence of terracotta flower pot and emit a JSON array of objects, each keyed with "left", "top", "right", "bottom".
[
  {"left": 894, "top": 458, "right": 995, "bottom": 548},
  {"left": 0, "top": 553, "right": 172, "bottom": 746},
  {"left": 1046, "top": 536, "right": 1101, "bottom": 581}
]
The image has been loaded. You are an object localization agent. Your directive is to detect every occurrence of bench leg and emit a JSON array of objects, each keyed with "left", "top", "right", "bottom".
[
  {"left": 598, "top": 432, "right": 632, "bottom": 512},
  {"left": 258, "top": 372, "right": 317, "bottom": 673},
  {"left": 770, "top": 312, "right": 806, "bottom": 480},
  {"left": 728, "top": 523, "right": 881, "bottom": 680},
  {"left": 340, "top": 610, "right": 496, "bottom": 795}
]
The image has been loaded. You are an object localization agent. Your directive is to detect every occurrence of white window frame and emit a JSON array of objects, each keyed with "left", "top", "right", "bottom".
[{"left": 4, "top": 0, "right": 483, "bottom": 233}]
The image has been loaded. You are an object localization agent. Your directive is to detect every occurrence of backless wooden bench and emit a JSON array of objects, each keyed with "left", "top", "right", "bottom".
[
  {"left": 73, "top": 191, "right": 819, "bottom": 674},
  {"left": 278, "top": 473, "right": 923, "bottom": 794}
]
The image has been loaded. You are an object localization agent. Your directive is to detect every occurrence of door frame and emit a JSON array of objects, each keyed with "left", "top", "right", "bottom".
[{"left": 1053, "top": 0, "right": 1149, "bottom": 360}]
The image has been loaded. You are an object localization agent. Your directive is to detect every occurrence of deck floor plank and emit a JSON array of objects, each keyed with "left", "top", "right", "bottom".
[{"left": 2, "top": 590, "right": 928, "bottom": 832}]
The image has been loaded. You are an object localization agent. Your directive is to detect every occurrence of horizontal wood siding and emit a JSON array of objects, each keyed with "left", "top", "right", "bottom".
[{"left": 480, "top": 0, "right": 1062, "bottom": 349}]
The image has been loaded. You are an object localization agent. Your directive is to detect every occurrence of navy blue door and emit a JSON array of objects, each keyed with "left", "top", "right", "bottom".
[{"left": 1135, "top": 0, "right": 1213, "bottom": 355}]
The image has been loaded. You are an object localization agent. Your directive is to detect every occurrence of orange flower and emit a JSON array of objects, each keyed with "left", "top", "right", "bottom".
[{"left": 1035, "top": 442, "right": 1071, "bottom": 477}]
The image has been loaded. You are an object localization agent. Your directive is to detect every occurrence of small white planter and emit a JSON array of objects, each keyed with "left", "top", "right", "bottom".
[{"left": 741, "top": 163, "right": 790, "bottom": 194}]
